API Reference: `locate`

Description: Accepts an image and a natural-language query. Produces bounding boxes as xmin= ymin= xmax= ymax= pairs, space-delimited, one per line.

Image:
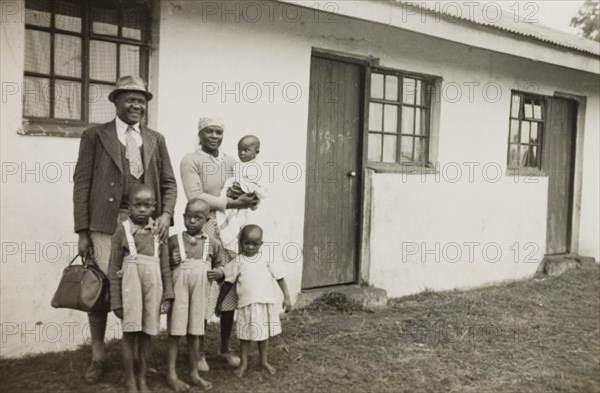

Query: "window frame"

xmin=366 ymin=66 xmax=438 ymax=169
xmin=506 ymin=90 xmax=546 ymax=171
xmin=22 ymin=0 xmax=151 ymax=128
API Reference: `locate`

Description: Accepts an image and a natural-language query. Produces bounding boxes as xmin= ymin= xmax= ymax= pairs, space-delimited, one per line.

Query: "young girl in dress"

xmin=215 ymin=224 xmax=291 ymax=377
xmin=108 ymin=184 xmax=174 ymax=393
xmin=166 ymin=199 xmax=224 ymax=391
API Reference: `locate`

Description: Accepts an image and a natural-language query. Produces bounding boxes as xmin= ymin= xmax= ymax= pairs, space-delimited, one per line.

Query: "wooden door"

xmin=302 ymin=55 xmax=363 ymax=289
xmin=542 ymin=97 xmax=577 ymax=255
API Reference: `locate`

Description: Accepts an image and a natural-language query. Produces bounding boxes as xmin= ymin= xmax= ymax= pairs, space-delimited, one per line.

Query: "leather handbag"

xmin=51 ymin=255 xmax=110 ymax=313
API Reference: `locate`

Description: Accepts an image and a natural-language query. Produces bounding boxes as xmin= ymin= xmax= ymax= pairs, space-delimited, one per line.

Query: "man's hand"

xmin=77 ymin=231 xmax=93 ymax=259
xmin=214 ymin=303 xmax=222 ymax=317
xmin=160 ymin=299 xmax=172 ymax=314
xmin=207 ymin=269 xmax=224 ymax=281
xmin=154 ymin=213 xmax=171 ymax=243
xmin=114 ymin=308 xmax=124 ymax=319
xmin=283 ymin=296 xmax=292 ymax=313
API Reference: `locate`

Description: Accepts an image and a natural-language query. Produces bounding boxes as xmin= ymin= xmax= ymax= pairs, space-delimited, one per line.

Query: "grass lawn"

xmin=2 ymin=264 xmax=599 ymax=393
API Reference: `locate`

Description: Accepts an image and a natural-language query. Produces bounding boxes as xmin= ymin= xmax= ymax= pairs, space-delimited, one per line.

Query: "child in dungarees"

xmin=216 ymin=225 xmax=291 ymax=377
xmin=166 ymin=199 xmax=224 ymax=392
xmin=108 ymin=184 xmax=174 ymax=393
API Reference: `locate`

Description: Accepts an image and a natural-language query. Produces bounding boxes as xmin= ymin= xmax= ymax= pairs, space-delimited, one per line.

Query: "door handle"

xmin=347 ymin=171 xmax=357 ymax=177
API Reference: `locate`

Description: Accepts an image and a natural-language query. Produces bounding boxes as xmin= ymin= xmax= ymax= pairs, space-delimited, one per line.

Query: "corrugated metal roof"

xmin=394 ymin=1 xmax=600 ymax=57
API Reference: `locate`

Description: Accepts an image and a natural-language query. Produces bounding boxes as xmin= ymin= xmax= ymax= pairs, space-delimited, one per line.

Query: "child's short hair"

xmin=128 ymin=184 xmax=155 ymax=201
xmin=238 ymin=135 xmax=260 ymax=150
xmin=186 ymin=198 xmax=210 ymax=214
xmin=239 ymin=224 xmax=263 ymax=240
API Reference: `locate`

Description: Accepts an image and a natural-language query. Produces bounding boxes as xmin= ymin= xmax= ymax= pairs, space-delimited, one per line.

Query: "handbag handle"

xmin=69 ymin=254 xmax=99 ymax=268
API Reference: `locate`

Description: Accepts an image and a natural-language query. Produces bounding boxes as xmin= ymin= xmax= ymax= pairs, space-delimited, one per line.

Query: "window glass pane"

xmin=508 ymin=144 xmax=519 ymax=167
xmin=23 ymin=76 xmax=50 ymax=117
xmin=401 ymin=106 xmax=414 ymax=134
xmin=385 ymin=75 xmax=398 ymax=101
xmin=25 ymin=30 xmax=50 ymax=74
xmin=510 ymin=120 xmax=520 ymax=143
xmin=530 ymin=122 xmax=538 ymax=143
xmin=524 ymin=100 xmax=533 ymax=118
xmin=120 ymin=45 xmax=140 ymax=78
xmin=511 ymin=94 xmax=520 ymax=118
xmin=520 ymin=146 xmax=537 ymax=167
xmin=25 ymin=0 xmax=51 ymax=27
xmin=368 ymin=133 xmax=382 ymax=162
xmin=122 ymin=5 xmax=146 ymax=40
xmin=415 ymin=109 xmax=427 ymax=135
xmin=371 ymin=73 xmax=384 ymax=99
xmin=382 ymin=135 xmax=397 ymax=163
xmin=383 ymin=104 xmax=397 ymax=133
xmin=54 ymin=80 xmax=81 ymax=119
xmin=55 ymin=0 xmax=82 ymax=32
xmin=414 ymin=137 xmax=427 ymax=162
xmin=400 ymin=136 xmax=413 ymax=161
xmin=92 ymin=1 xmax=118 ymax=36
xmin=403 ymin=78 xmax=415 ymax=105
xmin=54 ymin=34 xmax=81 ymax=77
xmin=89 ymin=84 xmax=115 ymax=123
xmin=415 ymin=80 xmax=422 ymax=105
xmin=90 ymin=40 xmax=117 ymax=81
xmin=418 ymin=80 xmax=430 ymax=106
xmin=533 ymin=102 xmax=542 ymax=119
xmin=369 ymin=103 xmax=383 ymax=131
xmin=520 ymin=121 xmax=530 ymax=144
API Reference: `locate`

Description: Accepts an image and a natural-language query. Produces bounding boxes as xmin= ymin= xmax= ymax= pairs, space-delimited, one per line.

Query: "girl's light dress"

xmin=225 ymin=252 xmax=286 ymax=342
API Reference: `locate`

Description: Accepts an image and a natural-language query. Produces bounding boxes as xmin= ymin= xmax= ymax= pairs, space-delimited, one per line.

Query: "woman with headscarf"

xmin=180 ymin=116 xmax=256 ymax=369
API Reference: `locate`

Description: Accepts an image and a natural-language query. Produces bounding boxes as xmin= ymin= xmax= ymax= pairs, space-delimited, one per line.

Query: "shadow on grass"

xmin=2 ymin=265 xmax=599 ymax=393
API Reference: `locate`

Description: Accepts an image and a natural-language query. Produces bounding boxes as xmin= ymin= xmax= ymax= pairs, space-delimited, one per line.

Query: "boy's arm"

xmin=159 ymin=242 xmax=175 ymax=303
xmin=108 ymin=226 xmax=125 ymax=311
xmin=215 ymin=282 xmax=233 ymax=316
xmin=167 ymin=235 xmax=181 ymax=268
xmin=276 ymin=278 xmax=292 ymax=312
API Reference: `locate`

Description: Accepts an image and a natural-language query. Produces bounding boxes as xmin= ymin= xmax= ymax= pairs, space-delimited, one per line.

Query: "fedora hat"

xmin=108 ymin=75 xmax=153 ymax=103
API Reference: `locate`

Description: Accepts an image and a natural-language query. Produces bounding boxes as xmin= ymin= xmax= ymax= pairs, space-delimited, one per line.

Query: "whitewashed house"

xmin=1 ymin=0 xmax=598 ymax=357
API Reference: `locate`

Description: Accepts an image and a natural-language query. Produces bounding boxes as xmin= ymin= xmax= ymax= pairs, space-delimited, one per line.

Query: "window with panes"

xmin=368 ymin=70 xmax=433 ymax=164
xmin=23 ymin=0 xmax=150 ymax=125
xmin=507 ymin=92 xmax=544 ymax=169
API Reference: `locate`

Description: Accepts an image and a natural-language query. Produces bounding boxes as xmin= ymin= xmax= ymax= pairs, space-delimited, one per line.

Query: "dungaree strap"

xmin=178 ymin=233 xmax=210 ymax=263
xmin=122 ymin=219 xmax=159 ymax=259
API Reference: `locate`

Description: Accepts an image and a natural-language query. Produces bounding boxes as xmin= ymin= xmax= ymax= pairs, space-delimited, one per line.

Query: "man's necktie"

xmin=125 ymin=126 xmax=144 ymax=179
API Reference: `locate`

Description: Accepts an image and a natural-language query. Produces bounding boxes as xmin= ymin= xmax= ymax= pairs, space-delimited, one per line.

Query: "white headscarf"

xmin=198 ymin=116 xmax=225 ymax=132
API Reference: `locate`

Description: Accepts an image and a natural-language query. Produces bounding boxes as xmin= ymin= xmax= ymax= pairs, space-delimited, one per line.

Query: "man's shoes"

xmin=218 ymin=351 xmax=240 ymax=368
xmin=84 ymin=360 xmax=105 ymax=384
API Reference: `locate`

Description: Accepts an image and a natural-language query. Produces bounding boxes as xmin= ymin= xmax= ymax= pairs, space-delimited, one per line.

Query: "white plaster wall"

xmin=0 ymin=2 xmax=122 ymax=357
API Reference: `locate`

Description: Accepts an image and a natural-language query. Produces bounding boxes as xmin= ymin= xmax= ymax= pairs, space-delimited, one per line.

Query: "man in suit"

xmin=73 ymin=75 xmax=177 ymax=384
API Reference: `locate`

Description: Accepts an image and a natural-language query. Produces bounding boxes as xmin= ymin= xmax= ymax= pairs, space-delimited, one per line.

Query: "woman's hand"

xmin=226 ymin=193 xmax=255 ymax=209
xmin=77 ymin=230 xmax=93 ymax=259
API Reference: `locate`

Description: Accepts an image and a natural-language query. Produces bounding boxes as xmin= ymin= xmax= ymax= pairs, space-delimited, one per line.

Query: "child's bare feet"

xmin=190 ymin=371 xmax=212 ymax=390
xmin=167 ymin=376 xmax=190 ymax=392
xmin=234 ymin=363 xmax=248 ymax=378
xmin=126 ymin=380 xmax=139 ymax=393
xmin=138 ymin=379 xmax=152 ymax=393
xmin=261 ymin=362 xmax=276 ymax=375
